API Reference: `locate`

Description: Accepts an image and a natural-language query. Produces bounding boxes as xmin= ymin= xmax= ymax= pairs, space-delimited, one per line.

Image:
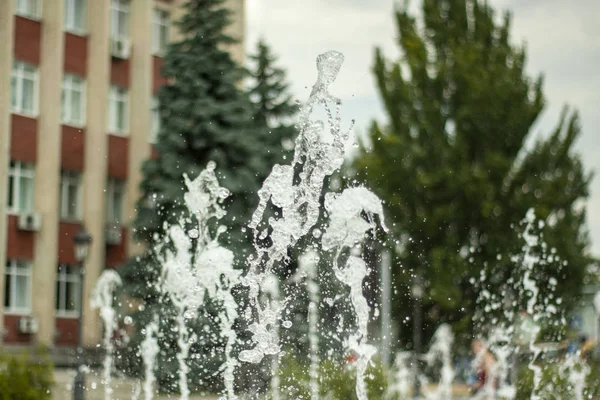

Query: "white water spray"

xmin=159 ymin=162 xmax=239 ymax=399
xmin=262 ymin=273 xmax=281 ymax=400
xmin=91 ymin=269 xmax=123 ymax=400
xmin=140 ymin=317 xmax=159 ymax=400
xmin=238 ymin=51 xmax=385 ymax=400
xmin=298 ymin=251 xmax=321 ymax=400
xmin=422 ymin=324 xmax=454 ymax=400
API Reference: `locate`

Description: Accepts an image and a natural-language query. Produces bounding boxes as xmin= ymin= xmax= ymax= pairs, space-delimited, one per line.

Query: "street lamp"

xmin=412 ymin=272 xmax=423 ymax=398
xmin=73 ymin=226 xmax=92 ymax=400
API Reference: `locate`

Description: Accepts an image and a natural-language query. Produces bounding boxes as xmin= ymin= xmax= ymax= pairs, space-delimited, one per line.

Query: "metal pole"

xmin=412 ymin=271 xmax=422 ymax=398
xmin=73 ymin=263 xmax=85 ymax=400
xmin=381 ymin=250 xmax=392 ymax=368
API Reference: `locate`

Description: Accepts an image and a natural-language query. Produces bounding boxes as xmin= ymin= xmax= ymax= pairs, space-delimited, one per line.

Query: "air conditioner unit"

xmin=105 ymin=225 xmax=122 ymax=246
xmin=18 ymin=317 xmax=39 ymax=334
xmin=110 ymin=37 xmax=130 ymax=59
xmin=17 ymin=213 xmax=42 ymax=232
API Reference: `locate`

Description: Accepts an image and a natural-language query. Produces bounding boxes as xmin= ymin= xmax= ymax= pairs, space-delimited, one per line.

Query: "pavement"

xmin=52 ymin=369 xmax=472 ymax=399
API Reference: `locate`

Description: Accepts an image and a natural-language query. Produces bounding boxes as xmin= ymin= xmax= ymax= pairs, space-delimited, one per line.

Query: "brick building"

xmin=0 ymin=0 xmax=245 ymax=351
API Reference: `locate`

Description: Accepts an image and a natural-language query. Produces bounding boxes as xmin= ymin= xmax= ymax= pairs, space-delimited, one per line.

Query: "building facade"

xmin=0 ymin=0 xmax=245 ymax=350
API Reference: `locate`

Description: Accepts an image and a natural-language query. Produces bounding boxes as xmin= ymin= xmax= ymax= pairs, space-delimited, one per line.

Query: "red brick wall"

xmin=107 ymin=135 xmax=129 ymax=179
xmin=110 ymin=58 xmax=130 ymax=88
xmin=3 ymin=315 xmax=33 ymax=344
xmin=55 ymin=317 xmax=78 ymax=346
xmin=106 ymin=227 xmax=128 ymax=269
xmin=64 ymin=33 xmax=88 ymax=76
xmin=6 ymin=215 xmax=35 ymax=260
xmin=10 ymin=115 xmax=37 ymax=163
xmin=57 ymin=222 xmax=81 ymax=264
xmin=61 ymin=126 xmax=85 ymax=171
xmin=152 ymin=56 xmax=168 ymax=94
xmin=14 ymin=17 xmax=41 ymax=65
xmin=150 ymin=145 xmax=159 ymax=160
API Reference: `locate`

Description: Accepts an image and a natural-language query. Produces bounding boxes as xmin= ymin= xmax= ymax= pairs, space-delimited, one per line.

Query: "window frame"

xmin=59 ymin=171 xmax=83 ymax=221
xmin=4 ymin=260 xmax=32 ymax=315
xmin=64 ymin=0 xmax=87 ymax=35
xmin=15 ymin=0 xmax=42 ymax=20
xmin=7 ymin=161 xmax=35 ymax=215
xmin=108 ymin=85 xmax=129 ymax=135
xmin=152 ymin=8 xmax=169 ymax=55
xmin=61 ymin=73 xmax=87 ymax=127
xmin=11 ymin=61 xmax=39 ymax=117
xmin=55 ymin=264 xmax=81 ymax=318
xmin=110 ymin=0 xmax=130 ymax=41
xmin=106 ymin=178 xmax=125 ymax=224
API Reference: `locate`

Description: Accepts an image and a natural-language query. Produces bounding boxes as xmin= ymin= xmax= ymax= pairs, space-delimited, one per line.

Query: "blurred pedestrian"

xmin=469 ymin=339 xmax=497 ymax=399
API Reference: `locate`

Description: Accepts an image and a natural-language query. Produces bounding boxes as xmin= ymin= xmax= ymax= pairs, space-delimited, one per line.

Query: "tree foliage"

xmin=352 ymin=0 xmax=593 ymax=346
xmin=247 ymin=38 xmax=298 ymax=165
xmin=118 ymin=0 xmax=290 ymax=393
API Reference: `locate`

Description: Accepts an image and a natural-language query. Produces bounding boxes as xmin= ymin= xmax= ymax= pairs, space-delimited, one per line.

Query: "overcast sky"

xmin=245 ymin=0 xmax=600 ymax=257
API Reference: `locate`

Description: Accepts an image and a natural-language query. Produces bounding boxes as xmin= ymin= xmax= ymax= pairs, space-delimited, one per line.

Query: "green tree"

xmin=352 ymin=0 xmax=593 ymax=347
xmin=118 ymin=0 xmax=281 ymax=393
xmin=247 ymin=39 xmax=298 ymax=165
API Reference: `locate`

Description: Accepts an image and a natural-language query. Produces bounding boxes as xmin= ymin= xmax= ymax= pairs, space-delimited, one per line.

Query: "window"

xmin=152 ymin=8 xmax=169 ymax=55
xmin=106 ymin=179 xmax=125 ymax=224
xmin=108 ymin=86 xmax=128 ymax=134
xmin=4 ymin=260 xmax=32 ymax=314
xmin=15 ymin=0 xmax=41 ymax=20
xmin=56 ymin=264 xmax=81 ymax=317
xmin=7 ymin=161 xmax=35 ymax=214
xmin=11 ymin=61 xmax=38 ymax=116
xmin=150 ymin=96 xmax=160 ymax=143
xmin=110 ymin=0 xmax=130 ymax=40
xmin=61 ymin=74 xmax=86 ymax=126
xmin=64 ymin=0 xmax=87 ymax=34
xmin=59 ymin=171 xmax=82 ymax=220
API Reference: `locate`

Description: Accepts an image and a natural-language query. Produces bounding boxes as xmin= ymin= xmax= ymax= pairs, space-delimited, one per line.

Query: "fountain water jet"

xmin=91 ymin=269 xmax=122 ymax=400
xmin=157 ymin=163 xmax=239 ymax=399
xmin=238 ymin=50 xmax=386 ymax=400
xmin=140 ymin=317 xmax=159 ymax=400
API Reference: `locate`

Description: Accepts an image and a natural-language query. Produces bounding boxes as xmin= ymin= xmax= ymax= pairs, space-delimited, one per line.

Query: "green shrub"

xmin=0 ymin=348 xmax=54 ymax=400
xmin=515 ymin=359 xmax=600 ymax=399
xmin=275 ymin=354 xmax=388 ymax=399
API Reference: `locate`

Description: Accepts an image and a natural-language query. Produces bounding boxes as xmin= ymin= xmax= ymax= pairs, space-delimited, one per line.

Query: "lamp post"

xmin=412 ymin=272 xmax=423 ymax=398
xmin=73 ymin=226 xmax=92 ymax=400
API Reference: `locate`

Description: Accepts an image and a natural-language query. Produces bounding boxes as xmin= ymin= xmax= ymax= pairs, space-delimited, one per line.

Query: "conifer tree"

xmin=247 ymin=39 xmax=298 ymax=165
xmin=352 ymin=0 xmax=594 ymax=346
xmin=118 ymin=0 xmax=279 ymax=392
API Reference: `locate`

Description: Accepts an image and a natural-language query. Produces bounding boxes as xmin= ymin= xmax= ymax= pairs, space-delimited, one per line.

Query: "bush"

xmin=0 ymin=348 xmax=54 ymax=400
xmin=275 ymin=353 xmax=388 ymax=399
xmin=515 ymin=359 xmax=600 ymax=399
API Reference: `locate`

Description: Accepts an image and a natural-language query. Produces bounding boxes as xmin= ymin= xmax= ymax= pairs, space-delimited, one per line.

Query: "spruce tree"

xmin=118 ymin=0 xmax=276 ymax=393
xmin=247 ymin=39 xmax=298 ymax=165
xmin=352 ymin=0 xmax=594 ymax=347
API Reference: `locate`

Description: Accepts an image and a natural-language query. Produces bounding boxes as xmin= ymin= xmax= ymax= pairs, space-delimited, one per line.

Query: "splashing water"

xmin=140 ymin=317 xmax=159 ymax=400
xmin=91 ymin=269 xmax=122 ymax=400
xmin=561 ymin=352 xmax=590 ymax=400
xmin=388 ymin=352 xmax=412 ymax=399
xmin=298 ymin=251 xmax=321 ymax=400
xmin=157 ymin=162 xmax=240 ymax=399
xmin=421 ymin=324 xmax=454 ymax=400
xmin=262 ymin=273 xmax=282 ymax=400
xmin=519 ymin=209 xmax=546 ymax=400
xmin=239 ymin=51 xmax=385 ymax=400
